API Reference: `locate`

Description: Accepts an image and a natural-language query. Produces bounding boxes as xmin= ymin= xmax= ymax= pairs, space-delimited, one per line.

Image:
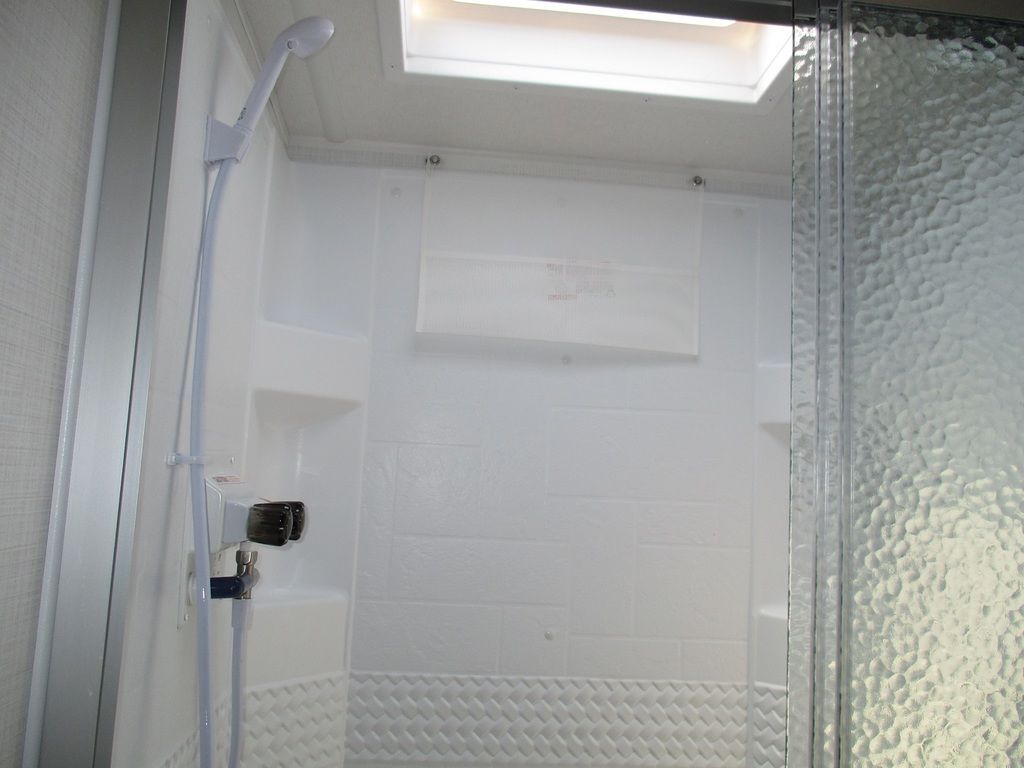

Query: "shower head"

xmin=276 ymin=16 xmax=335 ymax=59
xmin=234 ymin=16 xmax=335 ymax=135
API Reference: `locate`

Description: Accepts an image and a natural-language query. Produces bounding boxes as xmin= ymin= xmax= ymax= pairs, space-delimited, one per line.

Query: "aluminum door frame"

xmin=33 ymin=0 xmax=187 ymax=765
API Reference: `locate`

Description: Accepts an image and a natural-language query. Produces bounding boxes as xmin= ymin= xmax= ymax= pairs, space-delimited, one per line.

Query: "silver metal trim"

xmin=36 ymin=0 xmax=186 ymax=765
xmin=94 ymin=0 xmax=188 ymax=763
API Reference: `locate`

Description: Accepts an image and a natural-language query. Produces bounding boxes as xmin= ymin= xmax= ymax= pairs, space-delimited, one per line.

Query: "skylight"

xmin=377 ymin=0 xmax=792 ymax=106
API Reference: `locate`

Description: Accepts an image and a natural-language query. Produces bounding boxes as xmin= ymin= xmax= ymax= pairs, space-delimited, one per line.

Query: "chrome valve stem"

xmin=235 ymin=549 xmax=258 ymax=600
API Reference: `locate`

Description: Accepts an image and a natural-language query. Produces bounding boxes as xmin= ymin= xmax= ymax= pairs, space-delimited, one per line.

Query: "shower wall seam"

xmin=343 ymin=172 xmax=389 ymax=679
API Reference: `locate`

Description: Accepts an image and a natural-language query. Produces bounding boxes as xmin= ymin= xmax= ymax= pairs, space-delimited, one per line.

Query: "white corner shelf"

xmin=246 ymin=589 xmax=349 ymax=687
xmin=251 ymin=319 xmax=370 ymax=412
xmin=756 ymin=363 xmax=791 ymax=426
xmin=753 ymin=604 xmax=788 ymax=689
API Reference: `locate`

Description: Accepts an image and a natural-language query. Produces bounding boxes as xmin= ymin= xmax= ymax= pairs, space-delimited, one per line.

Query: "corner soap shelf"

xmin=250 ymin=319 xmax=369 ymax=414
xmin=242 ymin=318 xmax=369 ymax=607
xmin=756 ymin=363 xmax=791 ymax=427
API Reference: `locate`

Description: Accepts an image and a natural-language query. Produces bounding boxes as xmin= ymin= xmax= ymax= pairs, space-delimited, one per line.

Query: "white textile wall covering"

xmin=0 ymin=1 xmax=108 ymax=764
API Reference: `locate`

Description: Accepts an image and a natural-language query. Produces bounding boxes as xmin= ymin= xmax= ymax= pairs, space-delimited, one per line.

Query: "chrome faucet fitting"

xmin=235 ymin=549 xmax=258 ymax=600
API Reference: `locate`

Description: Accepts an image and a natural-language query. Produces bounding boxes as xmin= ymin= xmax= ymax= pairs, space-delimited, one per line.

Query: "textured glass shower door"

xmin=790 ymin=3 xmax=1024 ymax=766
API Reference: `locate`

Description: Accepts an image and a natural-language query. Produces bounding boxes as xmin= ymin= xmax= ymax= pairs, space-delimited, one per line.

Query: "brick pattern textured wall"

xmin=353 ymin=177 xmax=763 ymax=685
xmin=159 ymin=674 xmax=347 ymax=768
xmin=748 ymin=685 xmax=786 ymax=768
xmin=347 ymin=174 xmax=786 ymax=767
xmin=347 ymin=673 xmax=747 ymax=768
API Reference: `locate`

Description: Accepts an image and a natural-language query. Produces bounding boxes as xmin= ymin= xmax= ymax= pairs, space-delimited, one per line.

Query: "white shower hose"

xmin=228 ymin=598 xmax=252 ymax=768
xmin=182 ymin=18 xmax=333 ymax=767
xmin=187 ymin=157 xmax=241 ymax=768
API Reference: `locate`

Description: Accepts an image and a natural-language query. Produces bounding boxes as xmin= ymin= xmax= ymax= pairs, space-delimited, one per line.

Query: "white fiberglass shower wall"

xmin=111 ymin=1 xmax=366 ymax=764
xmin=108 ymin=2 xmax=791 ymax=766
xmin=344 ymin=168 xmax=790 ymax=768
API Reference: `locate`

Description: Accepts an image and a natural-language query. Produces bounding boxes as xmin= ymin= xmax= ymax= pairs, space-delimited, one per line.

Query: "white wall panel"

xmin=354 ymin=179 xmax=787 ymax=693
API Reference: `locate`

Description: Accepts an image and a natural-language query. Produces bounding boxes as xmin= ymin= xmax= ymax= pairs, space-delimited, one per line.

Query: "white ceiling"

xmin=228 ymin=0 xmax=792 ymax=176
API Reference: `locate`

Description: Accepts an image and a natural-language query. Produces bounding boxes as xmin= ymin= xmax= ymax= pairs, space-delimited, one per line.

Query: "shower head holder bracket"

xmin=204 ymin=116 xmax=251 ymax=164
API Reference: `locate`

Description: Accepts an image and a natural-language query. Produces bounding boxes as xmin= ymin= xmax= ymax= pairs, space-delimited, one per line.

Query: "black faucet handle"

xmin=282 ymin=501 xmax=305 ymax=541
xmin=247 ymin=502 xmax=293 ymax=547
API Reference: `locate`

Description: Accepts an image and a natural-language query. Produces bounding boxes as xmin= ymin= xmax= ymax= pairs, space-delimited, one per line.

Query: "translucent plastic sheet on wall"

xmin=416 ymin=172 xmax=702 ymax=355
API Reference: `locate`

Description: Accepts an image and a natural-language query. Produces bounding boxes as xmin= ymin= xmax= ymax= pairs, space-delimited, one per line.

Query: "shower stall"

xmin=10 ymin=1 xmax=1024 ymax=767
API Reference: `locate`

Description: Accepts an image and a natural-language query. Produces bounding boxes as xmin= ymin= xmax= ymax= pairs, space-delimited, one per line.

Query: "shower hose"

xmin=187 ymin=157 xmax=248 ymax=768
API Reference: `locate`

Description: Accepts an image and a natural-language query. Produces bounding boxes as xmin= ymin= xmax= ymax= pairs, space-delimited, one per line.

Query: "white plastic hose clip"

xmin=168 ymin=452 xmax=204 ymax=466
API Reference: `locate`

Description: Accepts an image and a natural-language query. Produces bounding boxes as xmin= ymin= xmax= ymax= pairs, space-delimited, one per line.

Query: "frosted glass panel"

xmin=417 ymin=172 xmax=701 ymax=354
xmin=843 ymin=7 xmax=1024 ymax=766
xmin=789 ymin=19 xmax=836 ymax=766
